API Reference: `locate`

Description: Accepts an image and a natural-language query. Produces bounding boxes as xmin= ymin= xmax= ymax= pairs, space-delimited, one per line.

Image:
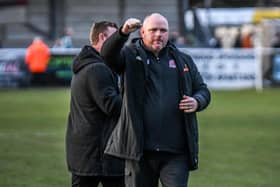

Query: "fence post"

xmin=254 ymin=47 xmax=263 ymax=92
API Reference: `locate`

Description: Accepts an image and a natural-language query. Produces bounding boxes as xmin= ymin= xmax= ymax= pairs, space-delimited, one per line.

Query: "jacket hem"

xmin=104 ymin=151 xmax=142 ymax=161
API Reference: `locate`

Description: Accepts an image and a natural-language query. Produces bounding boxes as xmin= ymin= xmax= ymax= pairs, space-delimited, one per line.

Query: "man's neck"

xmin=92 ymin=44 xmax=101 ymax=53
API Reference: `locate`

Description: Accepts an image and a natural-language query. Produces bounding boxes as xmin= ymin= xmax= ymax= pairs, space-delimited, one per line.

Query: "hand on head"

xmin=121 ymin=18 xmax=142 ymax=35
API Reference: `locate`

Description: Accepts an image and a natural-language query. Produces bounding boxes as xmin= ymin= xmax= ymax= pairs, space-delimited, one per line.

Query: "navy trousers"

xmin=125 ymin=151 xmax=189 ymax=187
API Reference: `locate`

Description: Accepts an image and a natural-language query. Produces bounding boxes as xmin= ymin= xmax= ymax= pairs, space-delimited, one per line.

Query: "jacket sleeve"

xmin=101 ymin=28 xmax=129 ymax=74
xmin=187 ymin=55 xmax=211 ymax=111
xmin=87 ymin=63 xmax=122 ymax=116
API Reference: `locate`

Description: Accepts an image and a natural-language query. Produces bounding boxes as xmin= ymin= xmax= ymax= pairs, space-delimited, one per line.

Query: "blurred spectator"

xmin=234 ymin=28 xmax=242 ymax=48
xmin=169 ymin=31 xmax=179 ymax=43
xmin=174 ymin=35 xmax=187 ymax=48
xmin=52 ymin=38 xmax=63 ymax=48
xmin=25 ymin=36 xmax=50 ymax=85
xmin=60 ymin=27 xmax=74 ymax=48
xmin=214 ymin=26 xmax=235 ymax=48
xmin=185 ymin=33 xmax=196 ymax=47
xmin=209 ymin=37 xmax=221 ymax=48
xmin=241 ymin=31 xmax=254 ymax=48
xmin=272 ymin=32 xmax=280 ymax=48
xmin=270 ymin=32 xmax=280 ymax=84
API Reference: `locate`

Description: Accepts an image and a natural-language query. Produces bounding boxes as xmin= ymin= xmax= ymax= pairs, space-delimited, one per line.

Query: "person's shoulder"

xmin=84 ymin=63 xmax=113 ymax=82
xmin=90 ymin=62 xmax=112 ymax=74
xmin=117 ymin=43 xmax=138 ymax=60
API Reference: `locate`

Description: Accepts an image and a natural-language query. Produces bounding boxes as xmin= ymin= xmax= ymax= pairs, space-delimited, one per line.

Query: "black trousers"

xmin=125 ymin=151 xmax=189 ymax=187
xmin=72 ymin=174 xmax=125 ymax=187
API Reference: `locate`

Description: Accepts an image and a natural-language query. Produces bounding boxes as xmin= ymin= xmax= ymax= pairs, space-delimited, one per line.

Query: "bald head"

xmin=142 ymin=13 xmax=169 ymax=29
xmin=141 ymin=13 xmax=169 ymax=56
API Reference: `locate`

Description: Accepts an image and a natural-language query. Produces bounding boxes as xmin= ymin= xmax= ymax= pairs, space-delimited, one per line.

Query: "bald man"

xmin=101 ymin=13 xmax=211 ymax=187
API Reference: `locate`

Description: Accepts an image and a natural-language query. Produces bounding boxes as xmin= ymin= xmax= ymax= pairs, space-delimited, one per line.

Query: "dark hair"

xmin=89 ymin=21 xmax=118 ymax=45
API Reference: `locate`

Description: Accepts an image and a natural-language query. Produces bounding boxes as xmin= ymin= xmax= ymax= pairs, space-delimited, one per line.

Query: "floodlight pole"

xmin=49 ymin=0 xmax=65 ymax=40
xmin=177 ymin=0 xmax=188 ymax=36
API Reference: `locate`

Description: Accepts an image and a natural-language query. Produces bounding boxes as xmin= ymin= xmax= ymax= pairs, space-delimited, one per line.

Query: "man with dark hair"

xmin=101 ymin=13 xmax=211 ymax=187
xmin=66 ymin=21 xmax=124 ymax=187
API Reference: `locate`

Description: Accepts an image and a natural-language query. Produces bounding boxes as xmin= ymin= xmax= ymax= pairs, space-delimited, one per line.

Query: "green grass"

xmin=191 ymin=89 xmax=280 ymax=187
xmin=0 ymin=88 xmax=279 ymax=187
xmin=0 ymin=88 xmax=71 ymax=187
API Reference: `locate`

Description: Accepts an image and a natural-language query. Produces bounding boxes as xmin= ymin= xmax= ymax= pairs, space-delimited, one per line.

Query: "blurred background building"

xmin=0 ymin=0 xmax=280 ymax=48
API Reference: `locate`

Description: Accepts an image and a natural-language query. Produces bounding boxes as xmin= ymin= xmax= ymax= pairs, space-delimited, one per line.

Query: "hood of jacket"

xmin=72 ymin=45 xmax=103 ymax=74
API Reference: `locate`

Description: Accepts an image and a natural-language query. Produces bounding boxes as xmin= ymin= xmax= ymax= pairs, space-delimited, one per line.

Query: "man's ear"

xmin=140 ymin=27 xmax=144 ymax=37
xmin=98 ymin=33 xmax=105 ymax=42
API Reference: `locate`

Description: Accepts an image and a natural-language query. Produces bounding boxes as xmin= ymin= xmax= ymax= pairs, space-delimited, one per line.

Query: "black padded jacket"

xmin=66 ymin=45 xmax=124 ymax=176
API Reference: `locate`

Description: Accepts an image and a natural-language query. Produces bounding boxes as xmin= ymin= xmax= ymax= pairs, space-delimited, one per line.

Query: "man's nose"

xmin=154 ymin=30 xmax=162 ymax=36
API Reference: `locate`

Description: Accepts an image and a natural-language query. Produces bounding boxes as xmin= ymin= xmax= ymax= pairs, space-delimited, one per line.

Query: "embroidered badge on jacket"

xmin=168 ymin=59 xmax=176 ymax=68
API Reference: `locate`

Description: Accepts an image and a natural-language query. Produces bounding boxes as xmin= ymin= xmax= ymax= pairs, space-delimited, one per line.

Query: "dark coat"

xmin=66 ymin=45 xmax=124 ymax=176
xmin=101 ymin=30 xmax=211 ymax=171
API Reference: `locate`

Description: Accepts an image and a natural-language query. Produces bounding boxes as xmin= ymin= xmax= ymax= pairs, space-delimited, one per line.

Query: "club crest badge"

xmin=169 ymin=59 xmax=176 ymax=68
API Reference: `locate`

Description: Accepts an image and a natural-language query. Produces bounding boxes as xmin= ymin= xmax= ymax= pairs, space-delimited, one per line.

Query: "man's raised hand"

xmin=121 ymin=18 xmax=142 ymax=35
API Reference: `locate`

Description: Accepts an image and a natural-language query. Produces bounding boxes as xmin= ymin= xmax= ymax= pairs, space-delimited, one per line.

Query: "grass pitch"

xmin=0 ymin=88 xmax=279 ymax=187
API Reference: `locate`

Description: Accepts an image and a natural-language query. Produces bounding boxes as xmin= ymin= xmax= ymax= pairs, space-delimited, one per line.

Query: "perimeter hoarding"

xmin=0 ymin=48 xmax=80 ymax=87
xmin=0 ymin=48 xmax=264 ymax=90
xmin=180 ymin=48 xmax=257 ymax=90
